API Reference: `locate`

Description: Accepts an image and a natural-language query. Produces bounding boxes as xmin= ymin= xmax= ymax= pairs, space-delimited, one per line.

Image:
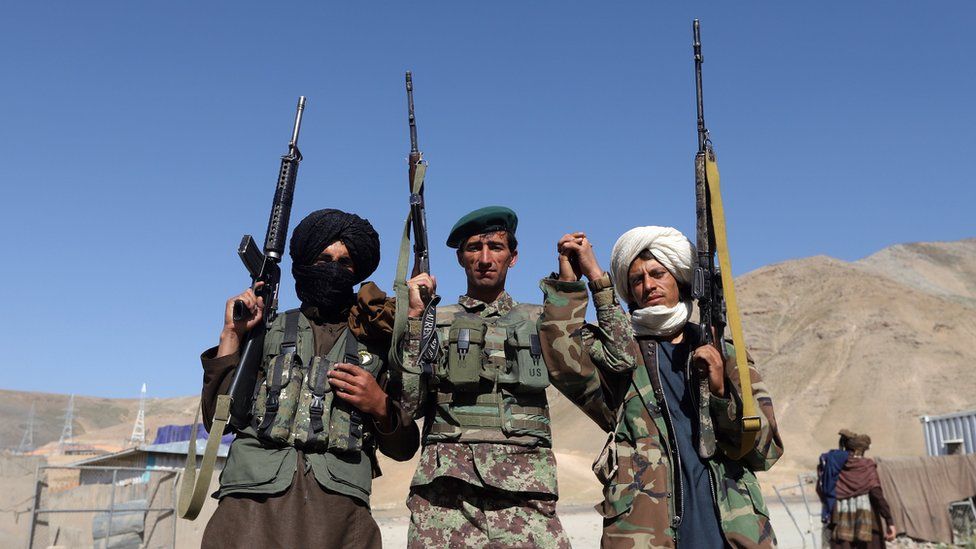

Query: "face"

xmin=313 ymin=240 xmax=355 ymax=275
xmin=627 ymin=256 xmax=680 ymax=309
xmin=457 ymin=231 xmax=517 ymax=293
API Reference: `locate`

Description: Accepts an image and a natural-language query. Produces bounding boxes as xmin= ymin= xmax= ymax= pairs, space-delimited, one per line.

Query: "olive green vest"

xmin=425 ymin=304 xmax=553 ymax=447
xmin=219 ymin=310 xmax=382 ymax=501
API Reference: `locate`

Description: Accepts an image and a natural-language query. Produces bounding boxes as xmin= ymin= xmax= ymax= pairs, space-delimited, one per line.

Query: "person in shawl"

xmin=817 ymin=430 xmax=856 ymax=523
xmin=829 ymin=434 xmax=896 ymax=548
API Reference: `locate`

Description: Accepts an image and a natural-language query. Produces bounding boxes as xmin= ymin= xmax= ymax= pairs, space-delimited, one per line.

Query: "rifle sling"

xmin=391 ymin=161 xmax=438 ymax=378
xmin=178 ymin=395 xmax=230 ymax=520
xmin=704 ymin=152 xmax=761 ymax=459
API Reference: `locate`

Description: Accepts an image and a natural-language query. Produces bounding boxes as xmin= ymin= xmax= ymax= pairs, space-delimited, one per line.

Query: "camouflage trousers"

xmin=601 ymin=489 xmax=676 ymax=549
xmin=602 ymin=490 xmax=777 ymax=549
xmin=407 ymin=477 xmax=571 ymax=549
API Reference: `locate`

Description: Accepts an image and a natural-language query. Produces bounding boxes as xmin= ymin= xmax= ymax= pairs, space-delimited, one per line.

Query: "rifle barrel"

xmin=406 ymin=72 xmax=419 ymax=154
xmin=290 ymin=96 xmax=307 ymax=149
xmin=693 ymin=20 xmax=706 ymax=152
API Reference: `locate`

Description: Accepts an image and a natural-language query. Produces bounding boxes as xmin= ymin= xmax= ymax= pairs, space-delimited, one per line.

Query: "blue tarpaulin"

xmin=152 ymin=424 xmax=234 ymax=445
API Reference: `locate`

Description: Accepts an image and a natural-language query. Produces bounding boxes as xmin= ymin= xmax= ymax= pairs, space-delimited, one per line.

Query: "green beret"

xmin=446 ymin=206 xmax=518 ymax=248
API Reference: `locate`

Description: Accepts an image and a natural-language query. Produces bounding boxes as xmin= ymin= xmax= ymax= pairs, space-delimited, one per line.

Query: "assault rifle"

xmin=179 ymin=97 xmax=306 ymax=520
xmin=227 ymin=96 xmax=307 ymax=429
xmin=405 ymin=71 xmax=441 ymax=377
xmin=691 ymin=20 xmax=760 ymax=460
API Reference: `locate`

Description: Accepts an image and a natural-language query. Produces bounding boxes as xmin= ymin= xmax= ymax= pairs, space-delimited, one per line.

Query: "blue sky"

xmin=2 ymin=2 xmax=973 ymax=398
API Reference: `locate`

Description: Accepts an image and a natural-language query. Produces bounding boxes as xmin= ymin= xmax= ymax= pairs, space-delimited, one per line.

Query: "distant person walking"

xmin=828 ymin=434 xmax=896 ymax=548
xmin=817 ymin=429 xmax=856 ymax=544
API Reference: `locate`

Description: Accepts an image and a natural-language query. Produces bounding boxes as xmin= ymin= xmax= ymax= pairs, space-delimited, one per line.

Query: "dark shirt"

xmin=658 ymin=341 xmax=726 ymax=548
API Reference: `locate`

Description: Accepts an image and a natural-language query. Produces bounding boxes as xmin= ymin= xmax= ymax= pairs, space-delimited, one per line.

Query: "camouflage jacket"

xmin=401 ymin=291 xmax=558 ymax=496
xmin=538 ymin=277 xmax=783 ymax=548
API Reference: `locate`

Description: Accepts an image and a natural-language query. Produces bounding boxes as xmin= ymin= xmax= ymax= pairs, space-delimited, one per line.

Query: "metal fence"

xmin=26 ymin=465 xmax=178 ymax=549
xmin=773 ymin=472 xmax=821 ymax=548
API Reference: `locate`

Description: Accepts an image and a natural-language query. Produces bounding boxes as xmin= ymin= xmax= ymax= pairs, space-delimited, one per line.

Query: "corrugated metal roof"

xmin=139 ymin=439 xmax=230 ymax=457
xmin=70 ymin=440 xmax=230 ymax=467
xmin=920 ymin=409 xmax=976 ymax=422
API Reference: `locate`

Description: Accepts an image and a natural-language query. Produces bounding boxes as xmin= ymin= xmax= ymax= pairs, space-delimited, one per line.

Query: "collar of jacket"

xmin=457 ymin=291 xmax=516 ymax=317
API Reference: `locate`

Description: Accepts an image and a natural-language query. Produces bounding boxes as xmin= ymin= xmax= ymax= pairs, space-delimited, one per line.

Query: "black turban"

xmin=289 ymin=209 xmax=380 ymax=311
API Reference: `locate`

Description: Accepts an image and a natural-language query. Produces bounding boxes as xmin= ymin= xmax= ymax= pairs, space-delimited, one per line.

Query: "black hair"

xmin=456 ymin=230 xmax=518 ymax=253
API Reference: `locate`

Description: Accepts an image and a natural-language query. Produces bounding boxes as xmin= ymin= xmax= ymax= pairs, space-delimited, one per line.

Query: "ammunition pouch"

xmin=504 ymin=321 xmax=549 ymax=392
xmin=428 ymin=305 xmax=552 ymax=446
xmin=447 ymin=316 xmax=486 ymax=391
xmin=252 ymin=310 xmax=381 ymax=453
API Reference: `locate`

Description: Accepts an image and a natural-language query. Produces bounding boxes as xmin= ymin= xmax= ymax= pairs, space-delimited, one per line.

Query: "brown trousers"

xmin=202 ymin=455 xmax=381 ymax=549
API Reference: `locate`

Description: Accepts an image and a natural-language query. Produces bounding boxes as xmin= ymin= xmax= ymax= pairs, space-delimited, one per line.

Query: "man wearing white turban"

xmin=537 ymin=228 xmax=783 ymax=548
xmin=610 ymin=226 xmax=697 ymax=338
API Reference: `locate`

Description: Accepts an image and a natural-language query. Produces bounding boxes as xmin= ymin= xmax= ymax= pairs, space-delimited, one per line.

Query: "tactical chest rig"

xmin=251 ymin=309 xmax=383 ymax=452
xmin=425 ymin=304 xmax=553 ymax=447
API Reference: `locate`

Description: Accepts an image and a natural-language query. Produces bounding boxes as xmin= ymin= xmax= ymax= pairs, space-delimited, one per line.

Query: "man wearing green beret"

xmin=396 ymin=206 xmax=570 ymax=548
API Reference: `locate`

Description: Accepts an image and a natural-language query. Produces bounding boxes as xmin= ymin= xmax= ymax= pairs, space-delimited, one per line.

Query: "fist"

xmin=693 ymin=343 xmax=726 ymax=398
xmin=406 ymin=273 xmax=437 ymax=318
xmin=557 ymin=232 xmax=605 ymax=282
xmin=223 ymin=282 xmax=265 ymax=339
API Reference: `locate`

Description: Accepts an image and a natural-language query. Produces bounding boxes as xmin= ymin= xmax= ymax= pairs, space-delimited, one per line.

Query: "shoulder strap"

xmin=344 ymin=328 xmax=360 ymax=365
xmin=280 ymin=309 xmax=301 ymax=355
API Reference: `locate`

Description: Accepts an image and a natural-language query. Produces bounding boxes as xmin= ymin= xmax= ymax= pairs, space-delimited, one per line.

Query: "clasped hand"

xmin=556 ymin=232 xmax=605 ymax=282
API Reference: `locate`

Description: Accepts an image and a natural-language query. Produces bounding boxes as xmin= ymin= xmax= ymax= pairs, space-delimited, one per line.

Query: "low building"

xmin=921 ymin=409 xmax=976 ymax=457
xmin=71 ymin=439 xmax=231 ymax=486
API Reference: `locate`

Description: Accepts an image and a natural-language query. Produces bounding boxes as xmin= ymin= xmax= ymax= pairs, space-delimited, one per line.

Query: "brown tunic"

xmin=202 ymin=452 xmax=383 ymax=549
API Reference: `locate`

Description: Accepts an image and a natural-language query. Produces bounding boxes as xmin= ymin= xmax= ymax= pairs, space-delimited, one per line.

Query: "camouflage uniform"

xmin=538 ymin=276 xmax=784 ymax=548
xmin=401 ymin=292 xmax=571 ymax=549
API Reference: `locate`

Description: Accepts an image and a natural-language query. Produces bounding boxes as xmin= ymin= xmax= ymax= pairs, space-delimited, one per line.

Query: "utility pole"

xmin=57 ymin=394 xmax=75 ymax=454
xmin=130 ymin=383 xmax=147 ymax=445
xmin=16 ymin=402 xmax=35 ymax=454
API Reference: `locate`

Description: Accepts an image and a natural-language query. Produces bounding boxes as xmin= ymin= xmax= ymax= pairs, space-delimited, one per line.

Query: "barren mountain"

xmin=4 ymin=238 xmax=974 ymax=504
xmin=738 ymin=238 xmax=976 ymax=484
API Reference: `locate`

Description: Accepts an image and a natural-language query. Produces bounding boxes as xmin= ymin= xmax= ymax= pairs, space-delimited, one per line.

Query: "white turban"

xmin=610 ymin=226 xmax=696 ymax=337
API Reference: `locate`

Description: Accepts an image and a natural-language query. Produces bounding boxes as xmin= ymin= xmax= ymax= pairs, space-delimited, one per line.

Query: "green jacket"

xmin=538 ymin=278 xmax=783 ymax=548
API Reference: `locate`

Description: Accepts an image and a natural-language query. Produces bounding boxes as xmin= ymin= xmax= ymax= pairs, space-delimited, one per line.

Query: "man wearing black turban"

xmin=289 ymin=208 xmax=381 ymax=313
xmin=198 ymin=209 xmax=418 ymax=549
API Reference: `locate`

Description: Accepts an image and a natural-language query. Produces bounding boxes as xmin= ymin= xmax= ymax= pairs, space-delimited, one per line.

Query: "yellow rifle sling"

xmin=704 ymin=152 xmax=761 ymax=460
xmin=177 ymin=394 xmax=231 ymax=520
